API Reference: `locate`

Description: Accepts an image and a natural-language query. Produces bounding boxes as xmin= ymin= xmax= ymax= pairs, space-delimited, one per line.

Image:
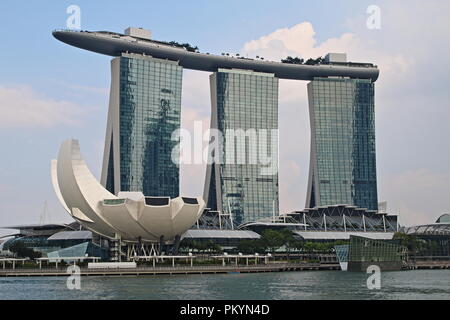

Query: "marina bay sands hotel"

xmin=53 ymin=27 xmax=380 ymax=226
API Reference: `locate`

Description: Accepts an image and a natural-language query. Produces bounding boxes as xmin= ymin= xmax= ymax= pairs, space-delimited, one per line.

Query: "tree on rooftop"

xmin=281 ymin=56 xmax=304 ymax=64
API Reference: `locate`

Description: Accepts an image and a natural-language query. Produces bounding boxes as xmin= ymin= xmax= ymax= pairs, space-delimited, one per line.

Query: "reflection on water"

xmin=0 ymin=270 xmax=449 ymax=300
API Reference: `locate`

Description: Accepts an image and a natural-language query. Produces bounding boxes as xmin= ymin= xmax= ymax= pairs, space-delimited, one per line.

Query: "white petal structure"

xmin=51 ymin=139 xmax=205 ymax=242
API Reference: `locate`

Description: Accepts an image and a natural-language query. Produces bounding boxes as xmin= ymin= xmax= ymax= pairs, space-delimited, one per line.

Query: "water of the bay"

xmin=0 ymin=269 xmax=448 ymax=300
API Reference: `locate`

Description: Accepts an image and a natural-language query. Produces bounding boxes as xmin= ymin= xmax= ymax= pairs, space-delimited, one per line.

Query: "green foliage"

xmin=281 ymin=56 xmax=304 ymax=64
xmin=205 ymin=240 xmax=221 ymax=253
xmin=237 ymin=239 xmax=266 ymax=254
xmin=299 ymin=240 xmax=345 ymax=253
xmin=393 ymin=232 xmax=424 ymax=253
xmin=393 ymin=232 xmax=445 ymax=256
xmin=180 ymin=229 xmax=356 ymax=256
xmin=260 ymin=229 xmax=285 ymax=252
xmin=236 ymin=229 xmax=297 ymax=254
xmin=179 ymin=239 xmax=221 ymax=253
xmin=291 ymin=240 xmax=304 ymax=251
xmin=305 ymin=57 xmax=324 ymax=65
xmin=282 ymin=56 xmax=323 ymax=65
xmin=334 ymin=240 xmax=348 ymax=246
xmin=303 ymin=242 xmax=315 ymax=252
xmin=8 ymin=241 xmax=42 ymax=259
xmin=168 ymin=41 xmax=199 ymax=52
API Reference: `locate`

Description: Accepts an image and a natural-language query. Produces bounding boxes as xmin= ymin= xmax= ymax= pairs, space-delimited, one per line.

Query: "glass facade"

xmin=348 ymin=236 xmax=405 ymax=263
xmin=105 ymin=54 xmax=182 ymax=198
xmin=205 ymin=69 xmax=279 ymax=226
xmin=47 ymin=242 xmax=109 ymax=260
xmin=306 ymin=77 xmax=378 ymax=211
xmin=2 ymin=236 xmax=60 ymax=255
xmin=334 ymin=236 xmax=406 ymax=271
xmin=2 ymin=236 xmax=108 ymax=259
xmin=335 ymin=244 xmax=350 ymax=263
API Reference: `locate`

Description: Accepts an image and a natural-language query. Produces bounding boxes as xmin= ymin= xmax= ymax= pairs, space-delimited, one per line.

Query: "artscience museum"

xmin=51 ymin=139 xmax=205 ymax=258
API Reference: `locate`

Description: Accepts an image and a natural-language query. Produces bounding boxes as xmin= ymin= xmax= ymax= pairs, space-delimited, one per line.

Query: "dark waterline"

xmin=0 ymin=270 xmax=449 ymax=300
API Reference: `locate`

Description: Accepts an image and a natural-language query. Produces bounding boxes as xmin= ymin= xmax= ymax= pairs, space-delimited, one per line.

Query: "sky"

xmin=0 ymin=0 xmax=449 ymax=236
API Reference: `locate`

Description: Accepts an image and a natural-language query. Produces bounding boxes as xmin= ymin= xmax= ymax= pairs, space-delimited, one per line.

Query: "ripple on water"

xmin=0 ymin=270 xmax=449 ymax=300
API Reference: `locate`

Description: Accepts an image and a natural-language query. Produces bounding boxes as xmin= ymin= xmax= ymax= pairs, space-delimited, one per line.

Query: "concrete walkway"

xmin=0 ymin=263 xmax=340 ymax=277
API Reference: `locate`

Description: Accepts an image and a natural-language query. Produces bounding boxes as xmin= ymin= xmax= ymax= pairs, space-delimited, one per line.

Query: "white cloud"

xmin=243 ymin=22 xmax=360 ymax=63
xmin=242 ymin=20 xmax=415 ymax=96
xmin=0 ymin=84 xmax=83 ymax=128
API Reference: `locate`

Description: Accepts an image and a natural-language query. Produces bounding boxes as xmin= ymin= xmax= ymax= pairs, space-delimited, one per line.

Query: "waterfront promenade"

xmin=0 ymin=262 xmax=340 ymax=277
xmin=1 ymin=260 xmax=449 ymax=277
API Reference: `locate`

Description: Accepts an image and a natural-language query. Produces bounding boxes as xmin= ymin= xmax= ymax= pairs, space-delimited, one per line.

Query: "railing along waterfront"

xmin=0 ymin=262 xmax=341 ymax=277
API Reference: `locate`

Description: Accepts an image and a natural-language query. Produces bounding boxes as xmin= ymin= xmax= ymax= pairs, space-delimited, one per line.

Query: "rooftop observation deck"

xmin=53 ymin=29 xmax=379 ymax=82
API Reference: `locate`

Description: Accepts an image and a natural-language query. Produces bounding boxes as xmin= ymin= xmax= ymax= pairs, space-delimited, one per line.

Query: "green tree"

xmin=292 ymin=240 xmax=304 ymax=251
xmin=281 ymin=56 xmax=304 ymax=64
xmin=393 ymin=232 xmax=424 ymax=255
xmin=260 ymin=230 xmax=285 ymax=253
xmin=237 ymin=240 xmax=256 ymax=254
xmin=279 ymin=229 xmax=296 ymax=258
xmin=8 ymin=241 xmax=42 ymax=259
xmin=205 ymin=240 xmax=221 ymax=253
xmin=303 ymin=242 xmax=315 ymax=253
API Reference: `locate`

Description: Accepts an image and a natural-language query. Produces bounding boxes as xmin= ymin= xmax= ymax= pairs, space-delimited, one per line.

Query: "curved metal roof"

xmin=436 ymin=214 xmax=450 ymax=223
xmin=403 ymin=223 xmax=450 ymax=236
xmin=182 ymin=229 xmax=261 ymax=239
xmin=52 ymin=139 xmax=205 ymax=242
xmin=294 ymin=231 xmax=395 ymax=240
xmin=52 ymin=30 xmax=379 ymax=82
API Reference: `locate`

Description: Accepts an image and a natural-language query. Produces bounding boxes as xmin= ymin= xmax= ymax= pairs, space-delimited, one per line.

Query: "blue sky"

xmin=0 ymin=0 xmax=373 ymax=87
xmin=0 ymin=0 xmax=449 ymax=234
